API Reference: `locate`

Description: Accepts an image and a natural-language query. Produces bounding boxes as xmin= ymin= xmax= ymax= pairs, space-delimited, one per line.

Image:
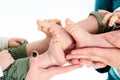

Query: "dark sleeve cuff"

xmin=96 ymin=65 xmax=111 ymax=73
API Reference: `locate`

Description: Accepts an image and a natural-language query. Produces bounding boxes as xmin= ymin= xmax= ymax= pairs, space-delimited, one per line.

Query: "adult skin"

xmin=66 ymin=33 xmax=120 ymax=69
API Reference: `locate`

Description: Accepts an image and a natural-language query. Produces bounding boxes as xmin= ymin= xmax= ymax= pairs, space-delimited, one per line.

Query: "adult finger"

xmin=67 ymin=48 xmax=120 ymax=68
xmin=29 ymin=51 xmax=39 ymax=68
xmin=66 ymin=48 xmax=103 ymax=61
xmin=80 ymin=59 xmax=107 ymax=69
xmin=66 ymin=48 xmax=115 ymax=65
xmin=51 ymin=64 xmax=80 ymax=75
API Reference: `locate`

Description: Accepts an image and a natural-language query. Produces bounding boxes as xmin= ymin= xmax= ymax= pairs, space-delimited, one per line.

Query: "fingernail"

xmin=32 ymin=52 xmax=37 ymax=57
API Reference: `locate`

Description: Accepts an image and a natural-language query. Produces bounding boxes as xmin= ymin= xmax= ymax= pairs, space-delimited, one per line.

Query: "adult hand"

xmin=98 ymin=9 xmax=120 ymax=26
xmin=66 ymin=33 xmax=120 ymax=69
xmin=26 ymin=51 xmax=80 ymax=80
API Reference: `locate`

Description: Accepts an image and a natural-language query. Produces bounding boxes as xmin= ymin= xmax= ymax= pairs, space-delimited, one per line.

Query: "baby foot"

xmin=37 ymin=20 xmax=74 ymax=65
xmin=37 ymin=19 xmax=61 ymax=39
xmin=65 ymin=19 xmax=92 ymax=48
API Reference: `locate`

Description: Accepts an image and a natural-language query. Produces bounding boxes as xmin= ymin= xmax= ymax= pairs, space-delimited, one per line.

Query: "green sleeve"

xmin=90 ymin=11 xmax=120 ymax=34
xmin=8 ymin=42 xmax=28 ymax=60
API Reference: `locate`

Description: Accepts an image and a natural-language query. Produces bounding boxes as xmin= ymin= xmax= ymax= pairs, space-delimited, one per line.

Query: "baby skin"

xmin=37 ymin=19 xmax=75 ymax=68
xmin=65 ymin=18 xmax=118 ymax=48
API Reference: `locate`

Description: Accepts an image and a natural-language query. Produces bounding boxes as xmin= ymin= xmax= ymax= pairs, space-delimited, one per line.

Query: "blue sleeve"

xmin=112 ymin=0 xmax=120 ymax=11
xmin=94 ymin=0 xmax=113 ymax=12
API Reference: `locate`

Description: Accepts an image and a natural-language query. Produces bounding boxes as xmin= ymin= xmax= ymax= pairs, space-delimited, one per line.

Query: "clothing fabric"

xmin=0 ymin=65 xmax=3 ymax=77
xmin=0 ymin=42 xmax=29 ymax=80
xmin=90 ymin=11 xmax=120 ymax=80
xmin=94 ymin=0 xmax=120 ymax=12
xmin=114 ymin=68 xmax=120 ymax=77
xmin=114 ymin=7 xmax=120 ymax=12
xmin=107 ymin=68 xmax=120 ymax=80
xmin=90 ymin=11 xmax=120 ymax=33
xmin=0 ymin=36 xmax=10 ymax=51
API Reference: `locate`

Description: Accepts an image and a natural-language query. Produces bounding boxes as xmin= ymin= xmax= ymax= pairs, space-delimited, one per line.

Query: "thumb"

xmin=29 ymin=51 xmax=39 ymax=67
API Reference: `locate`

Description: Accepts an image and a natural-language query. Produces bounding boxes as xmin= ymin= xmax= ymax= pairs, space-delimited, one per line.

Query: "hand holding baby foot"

xmin=26 ymin=51 xmax=80 ymax=80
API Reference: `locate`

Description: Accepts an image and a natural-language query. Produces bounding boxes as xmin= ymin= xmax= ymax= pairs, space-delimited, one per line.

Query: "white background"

xmin=0 ymin=0 xmax=107 ymax=80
